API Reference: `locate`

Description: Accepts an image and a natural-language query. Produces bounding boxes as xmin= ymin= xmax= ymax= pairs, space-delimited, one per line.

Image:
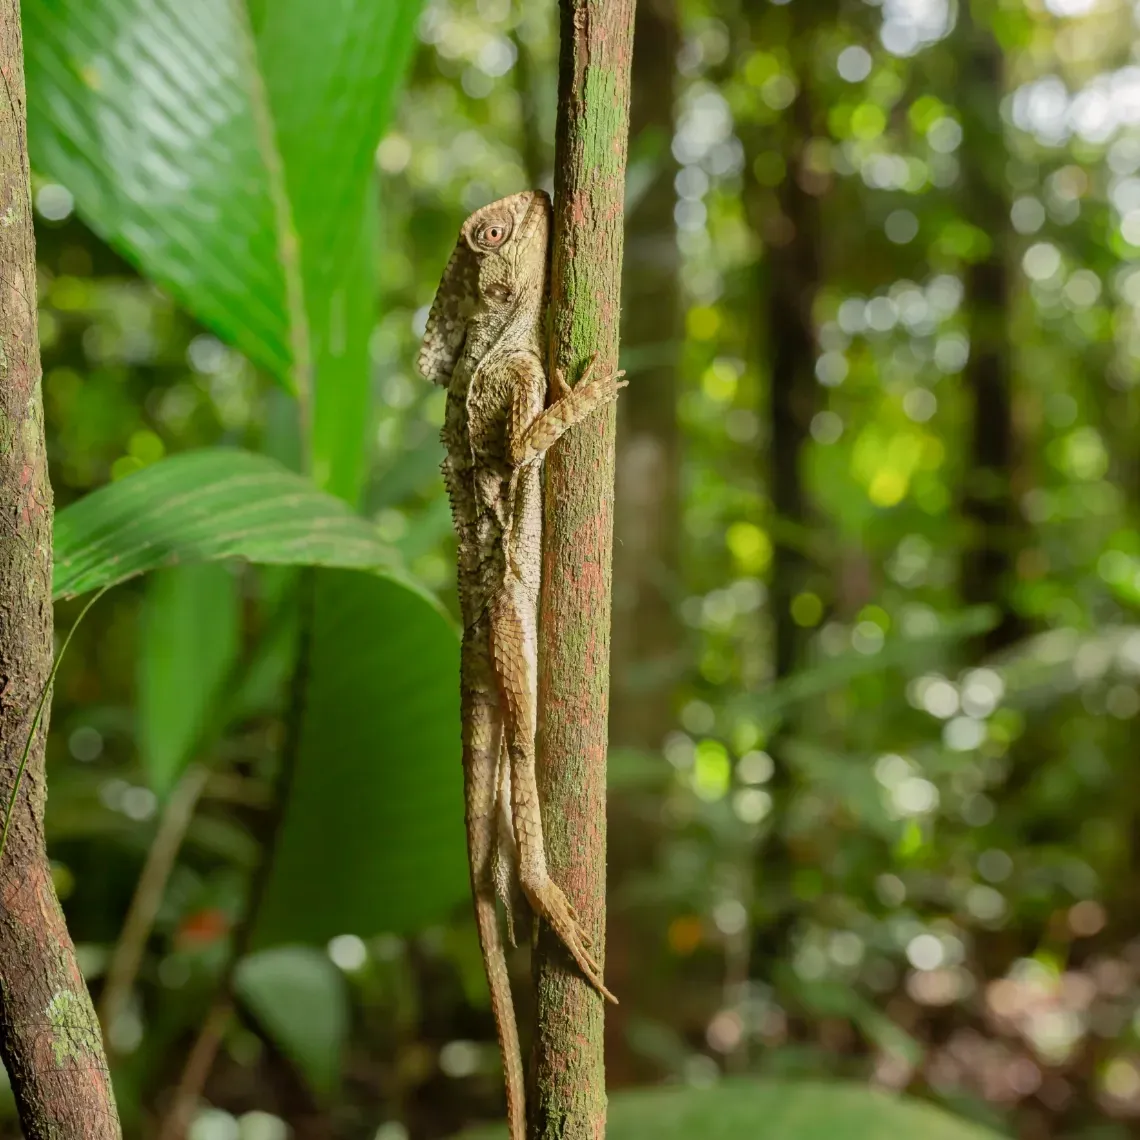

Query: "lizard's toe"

xmin=526 ymin=878 xmax=617 ymax=1004
xmin=551 ymin=366 xmax=572 ymax=401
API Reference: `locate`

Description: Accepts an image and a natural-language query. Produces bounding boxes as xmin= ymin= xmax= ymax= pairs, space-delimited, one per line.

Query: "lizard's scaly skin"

xmin=418 ymin=190 xmax=623 ymax=1138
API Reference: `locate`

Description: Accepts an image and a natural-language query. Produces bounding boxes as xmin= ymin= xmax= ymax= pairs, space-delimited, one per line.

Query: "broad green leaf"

xmin=253 ymin=568 xmax=467 ymax=947
xmin=252 ymin=0 xmax=418 ymax=313
xmin=457 ymin=1080 xmax=1006 ymax=1140
xmin=52 ymin=451 xmax=465 ymax=944
xmin=137 ymin=564 xmax=240 ymax=798
xmin=234 ymin=947 xmax=348 ymax=1099
xmin=51 ymin=449 xmax=421 ymax=600
xmin=253 ymin=0 xmax=420 ymax=501
xmin=23 ymin=0 xmax=293 ymax=378
xmin=308 ymin=191 xmax=377 ymax=503
xmin=24 ymin=0 xmax=421 ymax=419
xmin=222 ymin=578 xmax=301 ymax=725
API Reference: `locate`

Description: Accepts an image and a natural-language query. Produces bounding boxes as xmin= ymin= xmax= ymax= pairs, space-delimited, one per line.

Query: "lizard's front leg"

xmin=509 ymin=354 xmax=627 ymax=467
xmin=489 ymin=580 xmax=617 ymax=1004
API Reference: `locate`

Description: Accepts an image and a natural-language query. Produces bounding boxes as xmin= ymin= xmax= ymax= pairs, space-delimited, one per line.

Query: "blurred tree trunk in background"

xmin=611 ymin=0 xmax=682 ymax=755
xmin=607 ymin=0 xmax=682 ymax=1088
xmin=958 ymin=2 xmax=1026 ymax=654
xmin=741 ymin=0 xmax=831 ymax=964
xmin=511 ymin=9 xmax=549 ymax=189
xmin=0 ymin=3 xmax=120 ymax=1135
xmin=760 ymin=14 xmax=823 ymax=688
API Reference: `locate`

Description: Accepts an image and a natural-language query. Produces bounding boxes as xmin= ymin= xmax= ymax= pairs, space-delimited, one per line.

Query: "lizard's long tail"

xmin=474 ymin=891 xmax=525 ymax=1139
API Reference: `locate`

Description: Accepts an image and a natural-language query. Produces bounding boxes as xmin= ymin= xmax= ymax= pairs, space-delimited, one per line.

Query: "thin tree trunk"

xmin=100 ymin=764 xmax=210 ymax=1044
xmin=742 ymin=1 xmax=829 ymax=971
xmin=530 ymin=2 xmax=634 ymax=1137
xmin=958 ymin=1 xmax=1024 ymax=654
xmin=611 ymin=0 xmax=682 ymax=753
xmin=0 ymin=5 xmax=121 ymax=1135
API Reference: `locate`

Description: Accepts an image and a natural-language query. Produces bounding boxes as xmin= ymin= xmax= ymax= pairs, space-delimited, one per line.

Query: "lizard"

xmin=417 ymin=189 xmax=623 ymax=1138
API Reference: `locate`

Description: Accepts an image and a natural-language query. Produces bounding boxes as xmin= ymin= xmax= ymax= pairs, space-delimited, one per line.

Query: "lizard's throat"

xmin=472 ymin=300 xmax=544 ymax=354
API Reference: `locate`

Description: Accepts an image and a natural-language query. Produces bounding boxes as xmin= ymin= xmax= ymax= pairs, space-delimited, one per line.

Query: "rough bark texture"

xmin=611 ymin=0 xmax=681 ymax=753
xmin=0 ymin=5 xmax=121 ymax=1135
xmin=531 ymin=2 xmax=634 ymax=1137
xmin=958 ymin=1 xmax=1025 ymax=654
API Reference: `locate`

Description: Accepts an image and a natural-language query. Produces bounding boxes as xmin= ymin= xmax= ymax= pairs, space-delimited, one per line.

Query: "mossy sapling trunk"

xmin=531 ymin=1 xmax=634 ymax=1137
xmin=958 ymin=1 xmax=1026 ymax=654
xmin=0 ymin=3 xmax=120 ymax=1135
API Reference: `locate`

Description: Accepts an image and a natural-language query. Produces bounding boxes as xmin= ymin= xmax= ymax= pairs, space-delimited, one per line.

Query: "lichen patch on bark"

xmin=45 ymin=990 xmax=102 ymax=1068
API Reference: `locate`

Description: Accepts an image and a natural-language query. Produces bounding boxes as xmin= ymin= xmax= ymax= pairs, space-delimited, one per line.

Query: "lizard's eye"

xmin=477 ymin=221 xmax=509 ymax=247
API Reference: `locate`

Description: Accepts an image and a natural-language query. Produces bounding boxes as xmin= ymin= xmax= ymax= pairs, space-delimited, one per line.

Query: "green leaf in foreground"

xmin=253 ymin=568 xmax=467 ymax=947
xmin=253 ymin=0 xmax=421 ymax=502
xmin=52 ymin=449 xmax=417 ymax=601
xmin=24 ymin=0 xmax=422 ymax=390
xmin=235 ymin=946 xmax=348 ymax=1099
xmin=456 ymin=1080 xmax=1007 ymax=1140
xmin=136 ymin=564 xmax=241 ymax=798
xmin=53 ymin=452 xmax=468 ymax=946
xmin=23 ymin=0 xmax=292 ymax=378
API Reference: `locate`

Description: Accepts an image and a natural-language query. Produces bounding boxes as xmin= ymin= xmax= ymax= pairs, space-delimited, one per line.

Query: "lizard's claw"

xmin=526 ymin=877 xmax=618 ymax=1004
xmin=551 ymin=366 xmax=573 ymax=402
xmin=573 ymin=354 xmax=627 ymax=404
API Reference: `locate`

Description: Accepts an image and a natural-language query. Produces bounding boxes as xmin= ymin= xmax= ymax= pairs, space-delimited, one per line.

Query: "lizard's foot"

xmin=524 ymin=876 xmax=618 ymax=1003
xmin=572 ymin=353 xmax=627 ymax=404
xmin=551 ymin=354 xmax=627 ymax=407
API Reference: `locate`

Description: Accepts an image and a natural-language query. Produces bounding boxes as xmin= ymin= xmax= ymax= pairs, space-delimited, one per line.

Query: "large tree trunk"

xmin=530 ymin=1 xmax=635 ymax=1136
xmin=0 ymin=4 xmax=120 ymax=1135
xmin=958 ymin=1 xmax=1024 ymax=654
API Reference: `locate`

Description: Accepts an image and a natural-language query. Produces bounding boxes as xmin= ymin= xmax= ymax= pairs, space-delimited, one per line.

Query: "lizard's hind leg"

xmin=489 ymin=585 xmax=617 ymax=1003
xmin=462 ymin=631 xmax=527 ymax=1138
xmin=492 ymin=741 xmax=527 ymax=946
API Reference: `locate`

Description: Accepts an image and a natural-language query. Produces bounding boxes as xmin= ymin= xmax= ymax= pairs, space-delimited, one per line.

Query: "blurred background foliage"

xmin=10 ymin=0 xmax=1140 ymax=1136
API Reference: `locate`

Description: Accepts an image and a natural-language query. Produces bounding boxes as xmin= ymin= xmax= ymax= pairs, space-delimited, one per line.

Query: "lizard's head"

xmin=418 ymin=190 xmax=551 ymax=386
xmin=462 ymin=190 xmax=550 ymax=307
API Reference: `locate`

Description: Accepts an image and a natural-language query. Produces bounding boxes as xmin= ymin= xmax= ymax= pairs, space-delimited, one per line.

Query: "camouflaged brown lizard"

xmin=417 ymin=190 xmax=623 ymax=1138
